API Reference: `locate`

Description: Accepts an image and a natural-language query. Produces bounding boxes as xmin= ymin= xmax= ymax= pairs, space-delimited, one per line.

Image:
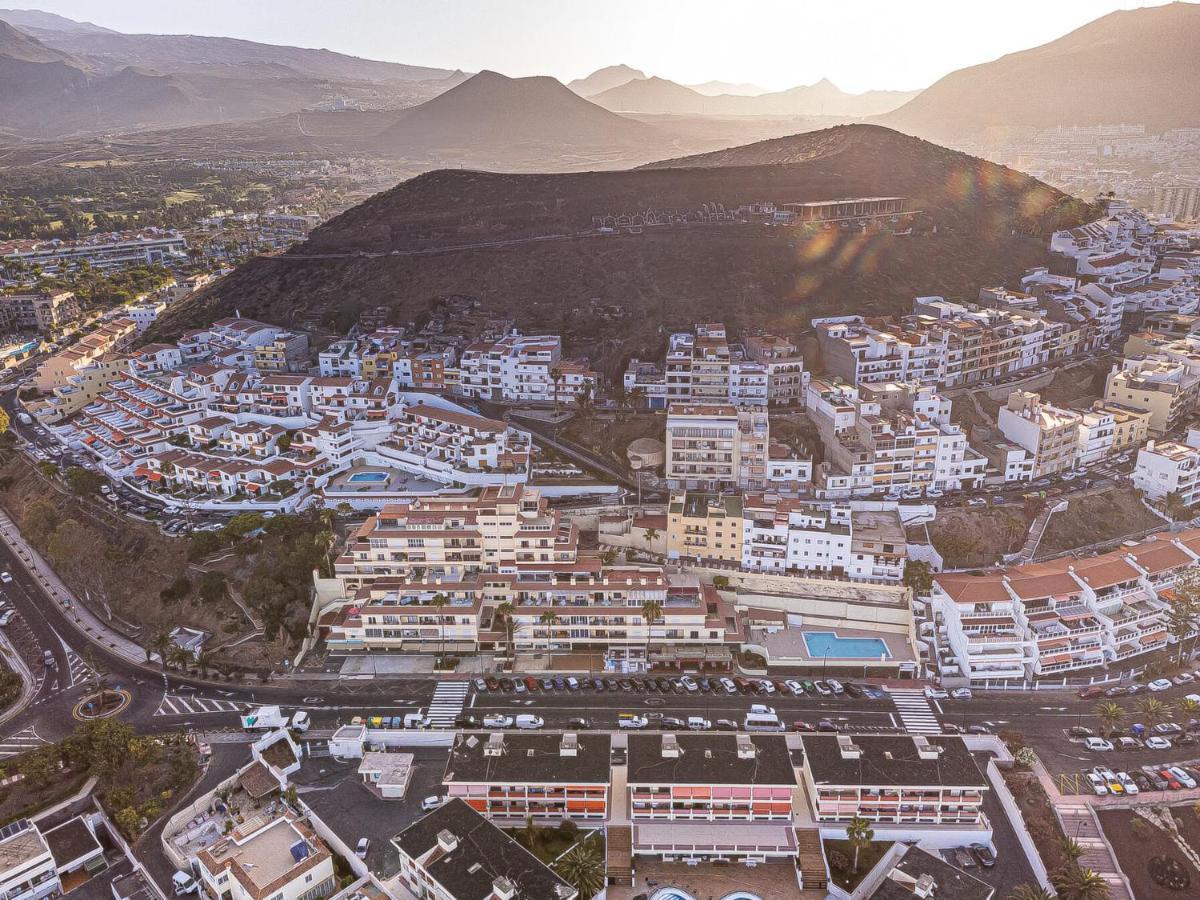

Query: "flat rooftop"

xmin=626 ymin=734 xmax=797 ymax=786
xmin=199 ymin=816 xmax=327 ymax=895
xmin=444 ymin=732 xmax=611 ymax=785
xmin=802 ymin=735 xmax=988 ymax=789
xmin=393 ymin=799 xmax=576 ymax=900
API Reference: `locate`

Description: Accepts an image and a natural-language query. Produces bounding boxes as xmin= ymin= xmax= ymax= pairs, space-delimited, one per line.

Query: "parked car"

xmin=660 ymin=717 xmax=686 ymax=730
xmin=1145 ymin=736 xmax=1173 ymax=750
xmin=720 ymin=677 xmax=737 ymax=693
xmin=1068 ymin=726 xmax=1095 ymax=738
xmin=971 ymin=844 xmax=996 ymax=867
xmin=420 ymin=795 xmax=443 ymax=811
xmin=924 ymin=687 xmax=950 ymax=699
xmin=483 ymin=714 xmax=513 ymax=728
xmin=1158 ymin=768 xmax=1183 ymax=790
xmin=1168 ymin=766 xmax=1197 ymax=788
xmin=714 ymin=719 xmax=739 ymax=731
xmin=679 ymin=676 xmax=699 ymax=692
xmin=687 ymin=717 xmax=712 ymax=731
xmin=813 ymin=681 xmax=833 ymax=696
xmin=1117 ymin=772 xmax=1139 ymax=795
xmin=1117 ymin=737 xmax=1143 ymax=751
xmin=950 ymin=688 xmax=973 ymax=700
xmin=785 ymin=680 xmax=805 ymax=696
xmin=1085 ymin=772 xmax=1109 ymax=795
xmin=618 ymin=714 xmax=648 ymax=729
xmin=0 ymin=610 xmax=13 ymax=627
xmin=472 ymin=678 xmax=487 ymax=692
xmin=1078 ymin=686 xmax=1105 ymax=699
xmin=567 ymin=717 xmax=590 ymax=730
xmin=1084 ymin=737 xmax=1114 ymax=752
xmin=817 ymin=719 xmax=839 ymax=732
xmin=826 ymin=679 xmax=845 ymax=695
xmin=792 ymin=720 xmax=816 ymax=732
xmin=1153 ymin=723 xmax=1182 ymax=735
xmin=1131 ymin=771 xmax=1153 ymax=791
xmin=953 ymin=848 xmax=977 ymax=869
xmin=514 ymin=715 xmax=544 ymax=729
xmin=1148 ymin=678 xmax=1174 ymax=692
xmin=355 ymin=838 xmax=370 ymax=859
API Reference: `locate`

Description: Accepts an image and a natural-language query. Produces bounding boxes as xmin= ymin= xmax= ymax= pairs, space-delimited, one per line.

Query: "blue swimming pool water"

xmin=803 ymin=631 xmax=891 ymax=659
xmin=347 ymin=471 xmax=389 ymax=483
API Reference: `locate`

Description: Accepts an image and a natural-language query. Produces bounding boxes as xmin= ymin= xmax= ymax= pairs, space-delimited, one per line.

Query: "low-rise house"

xmin=195 ymin=813 xmax=335 ymax=900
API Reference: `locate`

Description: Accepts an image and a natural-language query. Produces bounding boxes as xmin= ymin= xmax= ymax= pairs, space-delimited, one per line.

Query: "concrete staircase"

xmin=606 ymin=825 xmax=633 ymax=886
xmin=795 ymin=828 xmax=828 ymax=891
xmin=1018 ymin=498 xmax=1069 ymax=562
xmin=1056 ymin=802 xmax=1132 ymax=900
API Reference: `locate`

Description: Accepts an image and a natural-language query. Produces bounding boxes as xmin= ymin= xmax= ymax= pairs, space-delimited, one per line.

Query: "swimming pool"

xmin=347 ymin=471 xmax=389 ymax=484
xmin=803 ymin=631 xmax=891 ymax=659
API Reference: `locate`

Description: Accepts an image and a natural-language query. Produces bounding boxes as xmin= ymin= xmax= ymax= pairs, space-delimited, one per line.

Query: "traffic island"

xmin=73 ymin=688 xmax=131 ymax=720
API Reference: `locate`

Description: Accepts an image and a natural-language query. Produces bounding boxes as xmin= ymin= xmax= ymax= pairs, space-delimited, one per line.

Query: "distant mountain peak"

xmin=568 ymin=63 xmax=647 ymax=96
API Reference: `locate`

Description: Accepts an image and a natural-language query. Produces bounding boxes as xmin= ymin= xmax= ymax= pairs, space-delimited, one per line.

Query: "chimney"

xmin=437 ymin=829 xmax=458 ymax=853
xmin=913 ymin=736 xmax=942 ymax=760
xmin=736 ymin=734 xmax=756 ymax=759
xmin=914 ymin=873 xmax=937 ymax=898
xmin=837 ymin=735 xmax=862 ymax=760
xmin=559 ymin=733 xmax=578 ymax=757
xmin=492 ymin=876 xmax=517 ymax=900
xmin=484 ymin=733 xmax=505 ymax=757
xmin=661 ymin=734 xmax=680 ymax=759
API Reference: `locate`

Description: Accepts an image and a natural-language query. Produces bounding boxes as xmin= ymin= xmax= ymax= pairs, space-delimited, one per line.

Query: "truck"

xmin=239 ymin=706 xmax=309 ymax=732
xmin=17 ymin=413 xmax=31 ymax=425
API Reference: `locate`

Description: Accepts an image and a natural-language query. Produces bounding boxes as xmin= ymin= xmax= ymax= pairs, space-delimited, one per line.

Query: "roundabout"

xmin=73 ymin=688 xmax=132 ymax=720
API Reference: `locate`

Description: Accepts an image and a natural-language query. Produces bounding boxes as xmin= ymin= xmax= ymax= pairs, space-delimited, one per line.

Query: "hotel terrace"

xmin=318 ymin=485 xmax=741 ymax=662
xmin=927 ymin=528 xmax=1200 ymax=684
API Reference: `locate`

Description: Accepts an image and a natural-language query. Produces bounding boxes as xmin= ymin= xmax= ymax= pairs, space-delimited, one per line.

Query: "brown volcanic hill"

xmin=0 ymin=17 xmax=82 ymax=63
xmin=154 ymin=125 xmax=1095 ymax=375
xmin=373 ymin=70 xmax=655 ymax=154
xmin=568 ymin=64 xmax=646 ymax=96
xmin=878 ymin=2 xmax=1200 ymax=141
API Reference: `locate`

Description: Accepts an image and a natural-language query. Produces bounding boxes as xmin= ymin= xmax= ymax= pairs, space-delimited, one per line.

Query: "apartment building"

xmin=33 ymin=317 xmax=137 ymax=391
xmin=664 ymin=403 xmax=809 ymax=493
xmin=322 ymin=486 xmax=738 ymax=660
xmin=392 ymin=799 xmax=578 ymax=900
xmin=667 ymin=492 xmax=744 ymax=564
xmin=1090 ymin=401 xmax=1151 ymax=454
xmin=1133 ymin=438 xmax=1200 ymax=505
xmin=996 ymin=391 xmax=1081 ymax=477
xmin=443 ymin=731 xmax=611 ymax=820
xmin=624 ymin=324 xmax=806 ymax=409
xmin=253 ymin=331 xmax=311 ymax=373
xmin=800 ymin=735 xmax=989 ymax=828
xmin=808 ymin=379 xmax=985 ymax=496
xmin=849 ymin=510 xmax=909 ymax=583
xmin=196 ymin=813 xmax=334 ymax=900
xmin=0 ymin=290 xmax=81 ymax=334
xmin=626 ymin=733 xmax=796 ymax=823
xmin=927 ymin=530 xmax=1200 ymax=683
xmin=0 ymin=230 xmax=186 ymax=272
xmin=457 ymin=332 xmax=597 ymax=405
xmin=29 ymin=355 xmax=128 ymax=425
xmin=0 ymin=820 xmax=57 ymax=900
xmin=740 ymin=495 xmax=852 ymax=575
xmin=1105 ymin=349 xmax=1200 ymax=434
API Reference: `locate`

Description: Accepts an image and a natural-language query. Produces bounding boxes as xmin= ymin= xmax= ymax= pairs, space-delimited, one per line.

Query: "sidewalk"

xmin=0 ymin=508 xmax=149 ymax=668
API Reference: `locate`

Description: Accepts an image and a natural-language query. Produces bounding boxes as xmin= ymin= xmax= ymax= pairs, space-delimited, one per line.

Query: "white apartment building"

xmin=1132 ymin=436 xmax=1200 ymax=505
xmin=1077 ymin=407 xmax=1117 ymax=468
xmin=996 ymin=391 xmax=1081 ymax=477
xmin=740 ymin=495 xmax=852 ymax=574
xmin=664 ymin=403 xmax=810 ymax=493
xmin=625 ymin=324 xmax=806 ymax=409
xmin=457 ymin=332 xmax=597 ymax=405
xmin=0 ymin=820 xmax=57 ymax=900
xmin=196 ymin=813 xmax=335 ymax=900
xmin=926 ymin=529 xmax=1200 ymax=683
xmin=1106 ymin=339 xmax=1200 ymax=434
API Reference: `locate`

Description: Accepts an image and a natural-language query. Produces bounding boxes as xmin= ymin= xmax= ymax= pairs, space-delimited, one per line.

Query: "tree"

xmin=431 ymin=593 xmax=449 ymax=663
xmin=1162 ymin=490 xmax=1191 ymax=522
xmin=495 ymin=601 xmax=515 ymax=661
xmin=641 ymin=597 xmax=662 ymax=672
xmin=150 ymin=629 xmax=173 ymax=670
xmin=1138 ymin=697 xmax=1170 ymax=730
xmin=1053 ymin=867 xmax=1111 ymax=900
xmin=1093 ymin=701 xmax=1126 ymax=737
xmin=18 ymin=745 xmax=59 ymax=789
xmin=65 ymin=467 xmax=102 ymax=495
xmin=1170 ymin=568 xmax=1200 ymax=658
xmin=1059 ymin=837 xmax=1084 ymax=865
xmin=0 ymin=407 xmax=9 ymax=436
xmin=1006 ymin=886 xmax=1054 ymax=900
xmin=555 ymin=840 xmax=605 ymax=898
xmin=1166 ymin=585 xmax=1199 ymax=663
xmin=550 ymin=366 xmax=564 ymax=412
xmin=538 ymin=608 xmax=559 ymax=648
xmin=643 ymin=526 xmax=659 ymax=546
xmin=600 ymin=548 xmax=617 ymax=566
xmin=902 ymin=560 xmax=934 ymax=596
xmin=198 ymin=571 xmax=226 ymax=605
xmin=846 ymin=815 xmax=874 ymax=873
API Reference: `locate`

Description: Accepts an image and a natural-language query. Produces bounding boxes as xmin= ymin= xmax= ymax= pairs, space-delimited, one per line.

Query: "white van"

xmin=743 ymin=712 xmax=785 ymax=732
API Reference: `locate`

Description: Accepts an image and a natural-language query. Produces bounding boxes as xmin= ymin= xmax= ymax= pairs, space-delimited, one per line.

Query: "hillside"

xmin=371 ymin=70 xmax=661 ymax=166
xmin=567 ymin=64 xmax=646 ymax=96
xmin=592 ymin=76 xmax=920 ymax=118
xmin=153 ymin=125 xmax=1095 ymax=374
xmin=879 ymin=2 xmax=1200 ymax=140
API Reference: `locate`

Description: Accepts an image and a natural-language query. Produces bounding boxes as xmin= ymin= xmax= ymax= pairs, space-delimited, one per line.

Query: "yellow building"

xmin=666 ymin=492 xmax=744 ymax=564
xmin=1091 ymin=400 xmax=1151 ymax=453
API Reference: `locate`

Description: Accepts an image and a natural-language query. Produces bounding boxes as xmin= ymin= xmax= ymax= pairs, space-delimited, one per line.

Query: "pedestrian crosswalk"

xmin=889 ymin=687 xmax=943 ymax=734
xmin=64 ymin=648 xmax=95 ymax=689
xmin=426 ymin=681 xmax=469 ymax=726
xmin=155 ymin=692 xmax=246 ymax=717
xmin=0 ymin=726 xmax=46 ymax=760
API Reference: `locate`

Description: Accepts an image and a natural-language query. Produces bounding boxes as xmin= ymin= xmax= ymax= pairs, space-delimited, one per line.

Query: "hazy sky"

xmin=20 ymin=0 xmax=1176 ymax=92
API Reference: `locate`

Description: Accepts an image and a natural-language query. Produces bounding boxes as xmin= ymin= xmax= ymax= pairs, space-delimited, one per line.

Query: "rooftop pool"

xmin=803 ymin=630 xmax=891 ymax=660
xmin=347 ymin=471 xmax=389 ymax=484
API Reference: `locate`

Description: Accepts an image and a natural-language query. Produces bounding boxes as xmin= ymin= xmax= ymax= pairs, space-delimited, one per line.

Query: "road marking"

xmin=889 ymin=688 xmax=943 ymax=735
xmin=426 ymin=681 xmax=470 ymax=726
xmin=0 ymin=726 xmax=46 ymax=759
xmin=155 ymin=693 xmax=245 ymax=717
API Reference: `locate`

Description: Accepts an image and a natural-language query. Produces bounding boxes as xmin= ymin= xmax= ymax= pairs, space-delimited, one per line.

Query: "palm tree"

xmin=1006 ymin=885 xmax=1054 ymax=900
xmin=1059 ymin=837 xmax=1085 ymax=866
xmin=431 ymin=592 xmax=449 ymax=665
xmin=1053 ymin=866 xmax=1111 ymax=900
xmin=641 ymin=597 xmax=663 ymax=674
xmin=538 ymin=608 xmax=559 ymax=649
xmin=555 ymin=839 xmax=605 ymax=898
xmin=495 ymin=601 xmax=516 ymax=661
xmin=643 ymin=526 xmax=659 ymax=550
xmin=1179 ymin=697 xmax=1200 ymax=721
xmin=846 ymin=815 xmax=874 ymax=873
xmin=1163 ymin=490 xmax=1191 ymax=522
xmin=150 ymin=629 xmax=173 ymax=670
xmin=1138 ymin=696 xmax=1170 ymax=729
xmin=1093 ymin=701 xmax=1126 ymax=737
xmin=195 ymin=649 xmax=215 ymax=679
xmin=550 ymin=366 xmax=564 ymax=412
